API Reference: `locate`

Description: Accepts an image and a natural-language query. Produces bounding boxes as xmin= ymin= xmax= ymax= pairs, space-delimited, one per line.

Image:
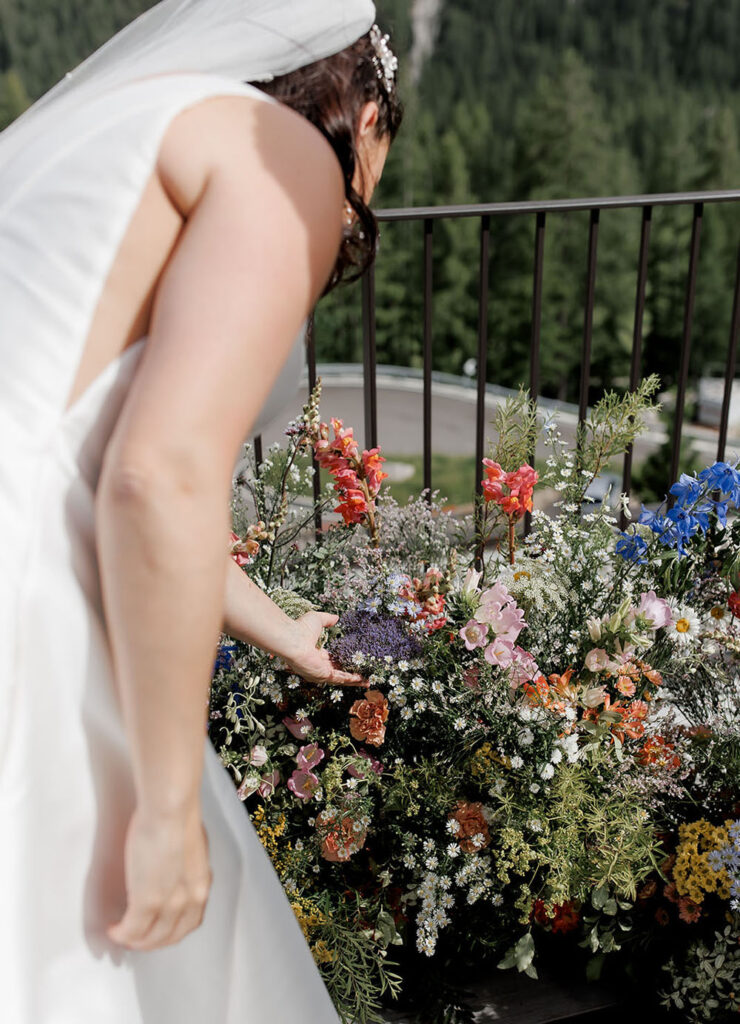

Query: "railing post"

xmin=578 ymin=208 xmax=600 ymax=429
xmin=717 ymin=240 xmax=740 ymax=464
xmin=620 ymin=205 xmax=652 ymax=529
xmin=525 ymin=211 xmax=546 ymax=537
xmin=474 ymin=215 xmax=491 ymax=555
xmin=668 ymin=202 xmax=703 ymax=505
xmin=423 ymin=219 xmax=434 ymax=504
xmin=361 ymin=264 xmax=378 ymax=452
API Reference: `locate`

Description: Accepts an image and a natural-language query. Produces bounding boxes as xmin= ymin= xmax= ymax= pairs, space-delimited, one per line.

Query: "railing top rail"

xmin=374 ymin=189 xmax=740 ymax=222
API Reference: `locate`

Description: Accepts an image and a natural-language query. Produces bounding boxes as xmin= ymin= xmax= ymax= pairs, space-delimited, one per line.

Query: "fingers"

xmin=107 ymin=903 xmax=158 ymax=949
xmin=122 ymin=893 xmax=187 ymax=951
xmin=108 ymin=876 xmax=212 ymax=951
xmin=330 ymin=669 xmax=370 ymax=687
xmin=164 ymin=900 xmax=208 ymax=948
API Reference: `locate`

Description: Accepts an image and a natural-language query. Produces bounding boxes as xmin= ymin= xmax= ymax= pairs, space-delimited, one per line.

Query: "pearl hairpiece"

xmin=369 ymin=23 xmax=398 ymax=94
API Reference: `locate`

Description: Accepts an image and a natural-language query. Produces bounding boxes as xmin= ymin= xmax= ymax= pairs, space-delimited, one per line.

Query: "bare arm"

xmin=222 ymin=553 xmax=367 ymax=686
xmin=97 ymin=95 xmax=344 ymax=949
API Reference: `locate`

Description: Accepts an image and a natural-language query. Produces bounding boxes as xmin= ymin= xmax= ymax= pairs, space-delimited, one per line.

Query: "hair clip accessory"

xmin=369 ymin=23 xmax=398 ymax=94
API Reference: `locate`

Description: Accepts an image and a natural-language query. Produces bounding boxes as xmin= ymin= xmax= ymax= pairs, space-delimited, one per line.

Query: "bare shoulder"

xmin=157 ymin=91 xmax=345 ymax=222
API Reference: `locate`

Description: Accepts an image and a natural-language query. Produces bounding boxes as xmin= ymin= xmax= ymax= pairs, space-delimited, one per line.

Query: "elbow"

xmin=95 ymin=449 xmax=225 ymax=514
xmin=96 ymin=461 xmax=160 ymax=508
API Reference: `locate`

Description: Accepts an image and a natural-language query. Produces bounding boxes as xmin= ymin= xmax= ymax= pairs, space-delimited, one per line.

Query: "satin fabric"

xmin=0 ymin=73 xmax=337 ymax=1023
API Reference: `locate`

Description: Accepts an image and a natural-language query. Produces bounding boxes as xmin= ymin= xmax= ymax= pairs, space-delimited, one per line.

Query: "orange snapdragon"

xmin=312 ymin=418 xmax=387 ymax=544
xmin=481 ymin=459 xmax=538 ymax=520
xmin=480 ymin=459 xmax=538 ymax=564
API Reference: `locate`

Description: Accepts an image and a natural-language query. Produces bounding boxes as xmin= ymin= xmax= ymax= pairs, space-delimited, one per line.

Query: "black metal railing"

xmin=257 ymin=190 xmax=740 ymax=537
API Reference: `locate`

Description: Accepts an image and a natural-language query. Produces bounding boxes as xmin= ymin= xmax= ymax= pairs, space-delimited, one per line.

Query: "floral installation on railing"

xmin=209 ymin=376 xmax=740 ymax=1024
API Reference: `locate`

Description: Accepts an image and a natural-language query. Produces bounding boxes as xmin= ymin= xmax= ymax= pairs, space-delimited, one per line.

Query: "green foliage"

xmin=544 ymin=757 xmax=664 ymax=901
xmin=314 ymin=892 xmax=404 ymax=1024
xmin=487 ymin=386 xmax=540 ymax=472
xmin=571 ymin=375 xmax=663 ymax=500
xmin=659 ymin=923 xmax=740 ymax=1023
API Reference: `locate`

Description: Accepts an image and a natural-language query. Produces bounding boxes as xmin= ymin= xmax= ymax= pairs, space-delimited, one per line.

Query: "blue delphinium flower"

xmin=618 ymin=459 xmax=740 ymax=563
xmin=213 ymin=642 xmax=238 ymax=674
xmin=615 ymin=531 xmax=649 ymax=564
xmin=698 ymin=460 xmax=740 ymax=501
xmin=669 ymin=472 xmax=704 ymax=506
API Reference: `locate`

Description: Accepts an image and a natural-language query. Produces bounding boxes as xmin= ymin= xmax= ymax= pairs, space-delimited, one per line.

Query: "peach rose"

xmin=349 ymin=689 xmax=389 ymax=747
xmin=448 ymin=799 xmax=491 ymax=853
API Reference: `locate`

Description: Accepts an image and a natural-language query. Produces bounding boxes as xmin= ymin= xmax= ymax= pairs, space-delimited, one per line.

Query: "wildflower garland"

xmin=210 ymin=378 xmax=740 ymax=1024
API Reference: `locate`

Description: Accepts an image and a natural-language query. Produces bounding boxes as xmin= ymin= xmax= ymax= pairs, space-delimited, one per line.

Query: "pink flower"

xmin=479 ymin=582 xmax=512 ymax=608
xmin=475 ymin=597 xmax=526 ymax=644
xmin=492 ymin=602 xmax=527 ymax=643
xmin=249 ymin=745 xmax=268 ymax=767
xmin=282 ymin=715 xmax=314 ymax=740
xmin=257 ymin=769 xmax=280 ymax=799
xmin=287 ymin=768 xmax=321 ymax=801
xmin=296 ymin=743 xmax=325 ymax=771
xmin=637 ymin=591 xmax=673 ymax=630
xmin=508 ymin=646 xmax=540 ymax=687
xmin=459 ymin=618 xmax=488 ymax=650
xmin=484 ymin=637 xmax=515 ymax=667
xmin=584 ymin=648 xmax=611 ymax=673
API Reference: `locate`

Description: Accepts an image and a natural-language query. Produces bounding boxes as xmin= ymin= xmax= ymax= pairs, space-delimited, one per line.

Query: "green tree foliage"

xmin=2 ymin=0 xmax=740 ymax=405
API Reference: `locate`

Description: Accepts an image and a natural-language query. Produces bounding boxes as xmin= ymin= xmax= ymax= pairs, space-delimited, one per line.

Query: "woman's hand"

xmin=107 ymin=802 xmax=213 ymax=951
xmin=282 ymin=611 xmax=368 ymax=688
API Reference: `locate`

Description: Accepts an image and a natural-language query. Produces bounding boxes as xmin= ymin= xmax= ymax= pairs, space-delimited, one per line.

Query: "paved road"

xmin=249 ymin=366 xmax=739 ymax=471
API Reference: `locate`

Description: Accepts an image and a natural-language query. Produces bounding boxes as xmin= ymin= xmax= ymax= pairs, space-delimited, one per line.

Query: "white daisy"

xmin=667 ymin=601 xmax=702 ymax=645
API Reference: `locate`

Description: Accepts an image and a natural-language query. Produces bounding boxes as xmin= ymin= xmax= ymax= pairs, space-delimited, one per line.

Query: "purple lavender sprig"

xmin=328 ymin=609 xmax=422 ymax=670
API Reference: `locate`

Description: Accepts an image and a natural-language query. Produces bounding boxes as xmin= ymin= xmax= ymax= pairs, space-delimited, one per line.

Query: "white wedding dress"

xmin=0 ymin=71 xmax=337 ymax=1024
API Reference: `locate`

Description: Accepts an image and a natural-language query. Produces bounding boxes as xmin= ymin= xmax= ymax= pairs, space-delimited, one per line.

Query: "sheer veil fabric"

xmin=0 ymin=2 xmax=377 ymax=1022
xmin=0 ymin=0 xmax=376 ymax=168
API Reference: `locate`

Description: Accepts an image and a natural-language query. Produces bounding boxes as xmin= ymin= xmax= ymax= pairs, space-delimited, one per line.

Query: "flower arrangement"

xmin=209 ymin=377 xmax=740 ymax=1024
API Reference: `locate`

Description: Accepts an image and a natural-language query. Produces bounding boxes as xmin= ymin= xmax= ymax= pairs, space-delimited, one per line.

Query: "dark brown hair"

xmin=252 ymin=28 xmax=403 ymax=295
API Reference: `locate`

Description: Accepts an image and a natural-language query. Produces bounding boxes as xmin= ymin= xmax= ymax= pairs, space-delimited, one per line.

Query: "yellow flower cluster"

xmin=289 ymin=894 xmax=327 ymax=939
xmin=311 ymin=940 xmax=336 ymax=964
xmin=252 ymin=805 xmax=287 ymax=858
xmin=673 ymin=819 xmax=732 ymax=903
xmin=289 ymin=897 xmax=336 ymax=964
xmin=470 ymin=742 xmax=510 ymax=782
xmin=252 ymin=805 xmax=294 ymax=880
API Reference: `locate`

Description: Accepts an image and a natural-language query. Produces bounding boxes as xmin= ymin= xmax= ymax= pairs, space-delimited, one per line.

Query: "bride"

xmin=0 ymin=1 xmax=402 ymax=1020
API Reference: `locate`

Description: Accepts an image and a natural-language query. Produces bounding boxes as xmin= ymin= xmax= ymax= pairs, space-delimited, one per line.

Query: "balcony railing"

xmin=255 ymin=190 xmax=740 ymax=536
